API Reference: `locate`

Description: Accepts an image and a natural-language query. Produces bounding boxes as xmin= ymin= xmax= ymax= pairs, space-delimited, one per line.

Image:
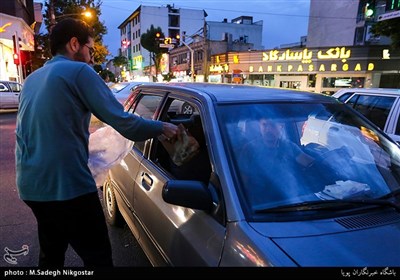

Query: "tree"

xmin=100 ymin=69 xmax=115 ymax=83
xmin=140 ymin=25 xmax=168 ymax=81
xmin=162 ymin=72 xmax=176 ymax=82
xmin=371 ymin=18 xmax=400 ymax=51
xmin=41 ymin=0 xmax=109 ymax=65
xmin=31 ymin=33 xmax=51 ymax=72
xmin=113 ymin=55 xmax=128 ymax=68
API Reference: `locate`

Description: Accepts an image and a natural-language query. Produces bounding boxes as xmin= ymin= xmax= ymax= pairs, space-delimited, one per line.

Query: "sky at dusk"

xmin=100 ymin=0 xmax=311 ymax=57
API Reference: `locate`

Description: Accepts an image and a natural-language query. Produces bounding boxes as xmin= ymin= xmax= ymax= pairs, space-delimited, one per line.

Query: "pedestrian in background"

xmin=15 ymin=18 xmax=178 ymax=268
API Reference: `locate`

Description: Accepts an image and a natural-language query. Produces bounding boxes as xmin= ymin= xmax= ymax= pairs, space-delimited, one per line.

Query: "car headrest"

xmin=170 ymin=114 xmax=200 ymax=127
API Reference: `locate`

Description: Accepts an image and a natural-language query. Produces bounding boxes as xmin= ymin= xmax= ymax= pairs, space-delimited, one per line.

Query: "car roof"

xmin=136 ymin=82 xmax=336 ymax=103
xmin=0 ymin=80 xmax=21 ymax=84
xmin=334 ymin=88 xmax=400 ymax=97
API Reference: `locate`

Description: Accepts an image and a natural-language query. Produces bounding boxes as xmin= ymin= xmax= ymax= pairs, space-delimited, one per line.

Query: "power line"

xmin=101 ymin=1 xmax=359 ymax=20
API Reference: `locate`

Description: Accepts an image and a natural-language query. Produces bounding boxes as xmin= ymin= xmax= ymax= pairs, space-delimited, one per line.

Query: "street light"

xmin=49 ymin=9 xmax=93 ymax=31
xmin=54 ymin=11 xmax=93 ymax=21
xmin=48 ymin=0 xmax=92 ymax=24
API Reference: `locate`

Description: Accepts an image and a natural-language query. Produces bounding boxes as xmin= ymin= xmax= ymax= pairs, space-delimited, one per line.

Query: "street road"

xmin=0 ymin=110 xmax=150 ymax=268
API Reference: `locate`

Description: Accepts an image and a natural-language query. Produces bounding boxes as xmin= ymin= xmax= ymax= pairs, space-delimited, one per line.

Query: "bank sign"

xmin=209 ymin=46 xmax=399 ymax=74
xmin=259 ymin=47 xmax=375 ymax=73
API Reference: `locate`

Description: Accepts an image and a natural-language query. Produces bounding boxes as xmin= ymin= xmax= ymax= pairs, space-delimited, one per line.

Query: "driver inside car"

xmin=239 ymin=117 xmax=316 ymax=203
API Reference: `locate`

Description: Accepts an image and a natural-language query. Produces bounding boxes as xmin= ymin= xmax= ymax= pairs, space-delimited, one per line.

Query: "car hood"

xmin=249 ymin=213 xmax=400 ymax=266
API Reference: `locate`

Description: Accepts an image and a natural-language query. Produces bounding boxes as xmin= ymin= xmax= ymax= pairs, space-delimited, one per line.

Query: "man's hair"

xmin=50 ymin=18 xmax=94 ymax=56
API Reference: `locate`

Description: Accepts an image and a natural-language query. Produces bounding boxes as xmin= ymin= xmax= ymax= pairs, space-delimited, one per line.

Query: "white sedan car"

xmin=109 ymin=82 xmax=150 ymax=104
xmin=333 ymin=88 xmax=400 ymax=143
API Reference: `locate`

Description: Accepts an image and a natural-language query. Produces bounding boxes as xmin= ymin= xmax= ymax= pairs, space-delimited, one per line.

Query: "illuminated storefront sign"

xmin=209 ymin=46 xmax=398 ymax=74
xmin=250 ymin=62 xmax=375 ymax=73
xmin=383 ymin=49 xmax=391 ymax=59
xmin=262 ymin=47 xmax=351 ymax=62
xmin=210 ymin=62 xmax=375 ymax=73
xmin=209 ymin=64 xmax=229 ymax=73
xmin=0 ymin=22 xmax=12 ymax=33
xmin=263 ymin=48 xmax=313 ymax=63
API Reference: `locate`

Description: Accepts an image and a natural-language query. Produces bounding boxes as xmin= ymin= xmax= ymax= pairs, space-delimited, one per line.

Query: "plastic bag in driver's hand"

xmin=88 ymin=125 xmax=133 ymax=187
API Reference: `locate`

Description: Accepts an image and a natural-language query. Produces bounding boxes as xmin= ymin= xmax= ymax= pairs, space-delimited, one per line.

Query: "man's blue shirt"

xmin=15 ymin=55 xmax=162 ymax=201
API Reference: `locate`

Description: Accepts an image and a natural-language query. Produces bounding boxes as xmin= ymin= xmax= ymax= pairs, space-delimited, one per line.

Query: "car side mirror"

xmin=162 ymin=180 xmax=213 ymax=211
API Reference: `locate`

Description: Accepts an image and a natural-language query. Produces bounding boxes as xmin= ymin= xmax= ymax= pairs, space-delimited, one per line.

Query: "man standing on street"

xmin=15 ymin=18 xmax=178 ymax=268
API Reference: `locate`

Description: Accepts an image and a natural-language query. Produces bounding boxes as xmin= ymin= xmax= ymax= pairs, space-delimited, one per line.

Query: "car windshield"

xmin=218 ymin=101 xmax=400 ymax=218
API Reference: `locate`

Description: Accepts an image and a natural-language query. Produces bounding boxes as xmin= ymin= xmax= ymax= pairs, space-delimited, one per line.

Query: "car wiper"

xmin=255 ymin=198 xmax=400 ymax=213
xmin=379 ymin=188 xmax=400 ymax=200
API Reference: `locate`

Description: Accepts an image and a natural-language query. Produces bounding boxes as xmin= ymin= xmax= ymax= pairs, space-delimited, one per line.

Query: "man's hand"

xmin=161 ymin=122 xmax=179 ymax=139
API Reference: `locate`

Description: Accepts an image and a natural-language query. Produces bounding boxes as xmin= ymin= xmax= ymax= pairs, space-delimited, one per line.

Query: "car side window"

xmin=129 ymin=94 xmax=163 ymax=153
xmin=395 ymin=117 xmax=400 ymax=135
xmin=9 ymin=83 xmax=21 ymax=92
xmin=350 ymin=95 xmax=395 ymax=130
xmin=337 ymin=92 xmax=353 ymax=102
xmin=0 ymin=83 xmax=8 ymax=92
xmin=153 ymin=98 xmax=212 ymax=184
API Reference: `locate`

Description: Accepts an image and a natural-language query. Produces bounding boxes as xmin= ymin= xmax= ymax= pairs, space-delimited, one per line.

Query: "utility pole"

xmin=180 ymin=40 xmax=195 ymax=82
xmin=203 ymin=20 xmax=208 ymax=83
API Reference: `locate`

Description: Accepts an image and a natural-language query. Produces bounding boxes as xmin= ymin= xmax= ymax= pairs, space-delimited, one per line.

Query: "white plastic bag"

xmin=88 ymin=125 xmax=133 ymax=187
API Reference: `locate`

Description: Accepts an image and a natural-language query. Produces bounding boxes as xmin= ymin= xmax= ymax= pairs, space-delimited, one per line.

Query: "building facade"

xmin=118 ymin=4 xmax=206 ymax=81
xmin=207 ymin=16 xmax=263 ymax=50
xmin=0 ymin=0 xmax=36 ymax=82
xmin=307 ymin=0 xmax=399 ymax=47
xmin=208 ymin=45 xmax=400 ymax=93
xmin=207 ymin=0 xmax=399 ymax=91
xmin=168 ymin=19 xmax=257 ymax=83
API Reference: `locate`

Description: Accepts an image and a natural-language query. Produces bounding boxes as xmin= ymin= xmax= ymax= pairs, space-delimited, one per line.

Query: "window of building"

xmin=196 ymin=51 xmax=203 ymax=62
xmin=169 ymin=15 xmax=180 ymax=27
xmin=354 ymin=26 xmax=365 ymax=45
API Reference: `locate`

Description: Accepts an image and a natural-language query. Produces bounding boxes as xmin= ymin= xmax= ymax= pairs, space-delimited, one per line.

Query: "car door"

xmin=8 ymin=82 xmax=21 ymax=106
xmin=109 ymin=93 xmax=164 ymax=237
xmin=133 ymin=95 xmax=225 ymax=266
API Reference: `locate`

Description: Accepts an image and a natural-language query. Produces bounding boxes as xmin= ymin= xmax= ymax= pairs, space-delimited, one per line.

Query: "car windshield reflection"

xmin=218 ymin=102 xmax=400 ymax=218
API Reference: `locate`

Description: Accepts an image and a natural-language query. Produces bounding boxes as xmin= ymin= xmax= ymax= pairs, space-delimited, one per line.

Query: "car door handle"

xmin=141 ymin=172 xmax=153 ymax=190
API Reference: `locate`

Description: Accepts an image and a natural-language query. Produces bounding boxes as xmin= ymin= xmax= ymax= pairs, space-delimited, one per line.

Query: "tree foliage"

xmin=140 ymin=25 xmax=168 ymax=81
xmin=31 ymin=33 xmax=51 ymax=72
xmin=100 ymin=69 xmax=115 ymax=82
xmin=38 ymin=0 xmax=109 ymax=66
xmin=113 ymin=55 xmax=128 ymax=68
xmin=162 ymin=72 xmax=176 ymax=82
xmin=371 ymin=18 xmax=400 ymax=50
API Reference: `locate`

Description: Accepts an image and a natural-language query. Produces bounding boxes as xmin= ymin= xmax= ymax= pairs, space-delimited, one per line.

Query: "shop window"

xmin=380 ymin=74 xmax=400 ymax=89
xmin=308 ymin=74 xmax=316 ymax=88
xmin=322 ymin=77 xmax=365 ymax=88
